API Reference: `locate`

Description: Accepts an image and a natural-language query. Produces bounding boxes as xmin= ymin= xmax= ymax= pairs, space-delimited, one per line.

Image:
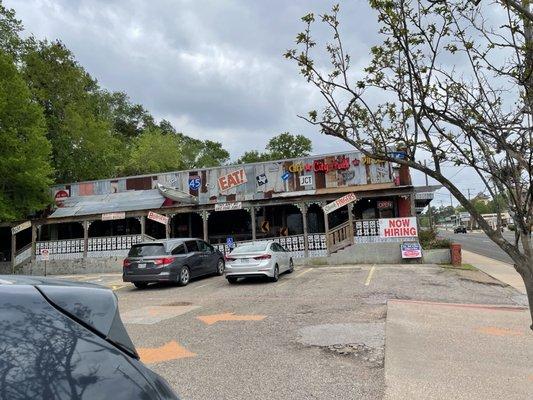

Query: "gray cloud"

xmin=6 ymin=0 xmax=487 ymax=196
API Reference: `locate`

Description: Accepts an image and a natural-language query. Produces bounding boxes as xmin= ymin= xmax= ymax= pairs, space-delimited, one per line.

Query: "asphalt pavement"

xmin=62 ymin=263 xmax=523 ymax=400
xmin=438 ymin=230 xmax=517 ymax=264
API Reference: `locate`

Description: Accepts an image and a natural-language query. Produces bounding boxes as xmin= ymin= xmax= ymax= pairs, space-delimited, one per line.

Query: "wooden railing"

xmin=327 ymin=221 xmax=354 ymax=254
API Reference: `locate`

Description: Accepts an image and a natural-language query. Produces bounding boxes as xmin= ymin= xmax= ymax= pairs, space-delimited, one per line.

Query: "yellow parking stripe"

xmin=365 ymin=265 xmax=376 ymax=286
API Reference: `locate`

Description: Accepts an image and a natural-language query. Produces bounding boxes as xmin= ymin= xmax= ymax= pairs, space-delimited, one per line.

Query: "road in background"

xmin=438 ymin=230 xmax=517 ymax=264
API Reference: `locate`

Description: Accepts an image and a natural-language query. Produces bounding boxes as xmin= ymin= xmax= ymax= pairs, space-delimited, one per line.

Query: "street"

xmin=63 ymin=264 xmax=524 ymax=400
xmin=438 ymin=230 xmax=517 ymax=264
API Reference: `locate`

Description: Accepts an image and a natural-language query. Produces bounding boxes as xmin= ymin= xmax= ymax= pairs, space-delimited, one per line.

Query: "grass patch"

xmin=440 ymin=263 xmax=477 ymax=271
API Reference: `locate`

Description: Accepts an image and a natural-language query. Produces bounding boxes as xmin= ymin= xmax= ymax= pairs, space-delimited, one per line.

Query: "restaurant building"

xmin=2 ymin=151 xmax=438 ymax=269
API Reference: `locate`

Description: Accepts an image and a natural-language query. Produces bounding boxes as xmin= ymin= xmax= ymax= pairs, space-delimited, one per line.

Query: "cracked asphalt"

xmin=66 ymin=264 xmax=522 ymax=400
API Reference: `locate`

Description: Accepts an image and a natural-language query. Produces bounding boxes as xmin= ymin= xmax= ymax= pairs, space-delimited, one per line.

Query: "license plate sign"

xmin=137 ymin=263 xmax=146 ymax=269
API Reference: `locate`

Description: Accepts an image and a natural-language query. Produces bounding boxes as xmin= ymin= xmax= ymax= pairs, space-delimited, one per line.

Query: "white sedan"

xmin=224 ymin=241 xmax=294 ymax=283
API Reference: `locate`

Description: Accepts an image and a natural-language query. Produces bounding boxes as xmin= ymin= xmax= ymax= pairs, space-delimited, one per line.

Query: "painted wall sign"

xmin=214 ymin=202 xmax=243 ymax=212
xmin=281 ymin=172 xmax=291 ymax=181
xmin=101 ymin=212 xmax=126 ymax=221
xmin=147 ymin=211 xmax=169 ymax=225
xmin=379 ymin=217 xmax=418 ymax=238
xmin=218 ymin=169 xmax=247 ymax=192
xmin=256 ymin=174 xmax=268 ymax=186
xmin=299 ymin=175 xmax=313 ymax=186
xmin=401 ymin=242 xmax=422 ymax=258
xmin=323 ymin=193 xmax=357 ymax=214
xmin=12 ymin=221 xmax=31 ymax=235
xmin=188 ymin=176 xmax=202 ymax=190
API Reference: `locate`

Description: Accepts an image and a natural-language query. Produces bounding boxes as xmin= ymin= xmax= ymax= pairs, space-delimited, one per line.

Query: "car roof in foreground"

xmin=134 ymin=238 xmax=200 ymax=246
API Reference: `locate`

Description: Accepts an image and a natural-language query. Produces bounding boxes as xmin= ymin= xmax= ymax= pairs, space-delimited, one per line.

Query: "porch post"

xmin=165 ymin=218 xmax=170 ymax=239
xmin=251 ymin=206 xmax=256 ymax=241
xmin=140 ymin=215 xmax=146 ymax=240
xmin=31 ymin=223 xmax=38 ymax=261
xmin=202 ymin=211 xmax=209 ymax=242
xmin=347 ymin=203 xmax=354 ymax=245
xmin=324 ymin=209 xmax=330 ymax=256
xmin=83 ymin=221 xmax=89 ymax=258
xmin=301 ymin=203 xmax=309 ymax=258
xmin=11 ymin=228 xmax=16 ymax=273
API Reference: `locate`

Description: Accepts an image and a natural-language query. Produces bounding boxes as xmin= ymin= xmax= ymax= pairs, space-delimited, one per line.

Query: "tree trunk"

xmin=516 ymin=260 xmax=533 ymax=331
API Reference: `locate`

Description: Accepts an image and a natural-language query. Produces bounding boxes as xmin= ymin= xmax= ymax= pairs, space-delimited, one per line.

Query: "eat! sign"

xmin=218 ymin=169 xmax=247 ymax=192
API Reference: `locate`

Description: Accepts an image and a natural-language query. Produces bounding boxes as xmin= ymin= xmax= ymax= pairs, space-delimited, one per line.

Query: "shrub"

xmin=419 ymin=229 xmax=451 ymax=249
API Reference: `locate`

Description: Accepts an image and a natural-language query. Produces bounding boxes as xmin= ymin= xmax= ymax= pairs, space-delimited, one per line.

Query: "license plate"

xmin=238 ymin=258 xmax=250 ymax=263
xmin=137 ymin=263 xmax=146 ymax=269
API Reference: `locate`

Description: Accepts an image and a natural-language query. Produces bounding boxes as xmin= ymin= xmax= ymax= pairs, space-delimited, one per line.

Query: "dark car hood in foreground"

xmin=0 ymin=275 xmax=178 ymax=400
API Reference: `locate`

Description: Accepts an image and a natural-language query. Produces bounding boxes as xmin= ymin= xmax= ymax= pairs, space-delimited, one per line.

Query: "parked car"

xmin=0 ymin=275 xmax=179 ymax=399
xmin=454 ymin=225 xmax=467 ymax=234
xmin=123 ymin=238 xmax=225 ymax=289
xmin=224 ymin=241 xmax=293 ymax=283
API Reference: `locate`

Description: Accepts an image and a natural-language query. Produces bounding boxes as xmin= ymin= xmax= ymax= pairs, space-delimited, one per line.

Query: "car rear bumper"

xmin=225 ymin=263 xmax=275 ymax=278
xmin=123 ymin=271 xmax=177 ymax=283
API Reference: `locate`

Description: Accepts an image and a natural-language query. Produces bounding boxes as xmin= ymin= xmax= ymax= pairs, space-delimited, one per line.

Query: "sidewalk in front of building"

xmin=462 ymin=250 xmax=526 ymax=294
xmin=384 ymin=299 xmax=533 ymax=400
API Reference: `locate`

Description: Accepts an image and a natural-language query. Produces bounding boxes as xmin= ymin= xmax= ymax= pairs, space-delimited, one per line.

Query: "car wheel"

xmin=270 ymin=265 xmax=279 ymax=282
xmin=178 ymin=266 xmax=190 ymax=286
xmin=216 ymin=259 xmax=225 ymax=276
xmin=134 ymin=282 xmax=148 ymax=289
xmin=287 ymin=259 xmax=294 ymax=273
xmin=227 ymin=276 xmax=238 ymax=284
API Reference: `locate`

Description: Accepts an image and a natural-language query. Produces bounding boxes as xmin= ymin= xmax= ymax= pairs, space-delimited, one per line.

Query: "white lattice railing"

xmin=213 ymin=234 xmax=327 ymax=258
xmin=36 ymin=234 xmax=144 ymax=261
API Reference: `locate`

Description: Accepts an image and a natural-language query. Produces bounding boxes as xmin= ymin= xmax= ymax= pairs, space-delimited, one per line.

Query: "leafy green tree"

xmin=0 ymin=51 xmax=52 ymax=221
xmin=22 ymin=40 xmax=122 ymax=182
xmin=0 ymin=1 xmax=24 ymax=59
xmin=266 ymin=132 xmax=312 ymax=160
xmin=103 ymin=91 xmax=155 ymax=140
xmin=237 ymin=150 xmax=271 ymax=164
xmin=121 ymin=128 xmax=186 ymax=175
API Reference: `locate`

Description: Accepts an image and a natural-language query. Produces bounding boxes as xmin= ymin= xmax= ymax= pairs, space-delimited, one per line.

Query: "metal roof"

xmin=49 ymin=189 xmax=165 ymax=218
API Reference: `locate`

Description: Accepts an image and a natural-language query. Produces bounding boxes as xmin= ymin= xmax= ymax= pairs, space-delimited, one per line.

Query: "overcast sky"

xmin=6 ymin=0 xmax=488 ymax=204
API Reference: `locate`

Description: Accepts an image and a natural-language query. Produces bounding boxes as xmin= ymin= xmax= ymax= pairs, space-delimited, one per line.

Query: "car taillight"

xmin=253 ymin=254 xmax=272 ymax=260
xmin=154 ymin=257 xmax=175 ymax=266
xmin=224 ymin=255 xmax=236 ymax=261
xmin=123 ymin=259 xmax=131 ymax=268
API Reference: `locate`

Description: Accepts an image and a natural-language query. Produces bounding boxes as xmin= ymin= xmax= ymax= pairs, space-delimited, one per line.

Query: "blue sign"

xmin=391 ymin=151 xmax=406 ymax=160
xmin=188 ymin=176 xmax=201 ymax=190
xmin=226 ymin=237 xmax=235 ymax=249
xmin=281 ymin=172 xmax=291 ymax=181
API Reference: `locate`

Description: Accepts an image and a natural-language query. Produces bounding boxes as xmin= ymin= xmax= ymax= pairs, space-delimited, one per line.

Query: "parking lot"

xmin=61 ymin=264 xmax=522 ymax=400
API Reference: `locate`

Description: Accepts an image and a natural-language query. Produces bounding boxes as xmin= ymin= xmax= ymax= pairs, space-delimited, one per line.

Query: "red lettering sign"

xmin=379 ymin=217 xmax=418 ymax=238
xmin=218 ymin=169 xmax=248 ymax=192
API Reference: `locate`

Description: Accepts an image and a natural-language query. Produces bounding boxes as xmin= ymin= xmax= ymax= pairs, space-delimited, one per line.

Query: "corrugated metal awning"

xmin=49 ymin=190 xmax=166 ymax=218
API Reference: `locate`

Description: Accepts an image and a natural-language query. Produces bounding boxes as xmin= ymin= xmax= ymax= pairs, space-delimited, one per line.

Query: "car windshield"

xmin=231 ymin=243 xmax=269 ymax=254
xmin=128 ymin=244 xmax=166 ymax=257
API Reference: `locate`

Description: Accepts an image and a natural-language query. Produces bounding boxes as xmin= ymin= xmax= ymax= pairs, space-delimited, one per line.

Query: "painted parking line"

xmin=364 ymin=265 xmax=376 ymax=286
xmin=197 ymin=312 xmax=266 ymax=325
xmin=295 ymin=268 xmax=314 ymax=279
xmin=137 ymin=341 xmax=196 ymax=364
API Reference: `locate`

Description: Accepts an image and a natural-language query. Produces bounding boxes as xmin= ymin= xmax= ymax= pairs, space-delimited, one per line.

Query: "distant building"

xmin=473 ymin=192 xmax=491 ymax=205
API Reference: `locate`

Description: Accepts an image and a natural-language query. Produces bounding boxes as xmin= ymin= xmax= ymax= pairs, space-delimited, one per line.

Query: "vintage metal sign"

xmin=218 ymin=169 xmax=247 ymax=192
xmin=214 ymin=202 xmax=243 ymax=212
xmin=379 ymin=217 xmax=418 ymax=238
xmin=299 ymin=175 xmax=313 ymax=186
xmin=147 ymin=211 xmax=169 ymax=225
xmin=101 ymin=212 xmax=126 ymax=221
xmin=323 ymin=193 xmax=357 ymax=214
xmin=12 ymin=221 xmax=31 ymax=235
xmin=54 ymin=189 xmax=70 ymax=206
xmin=188 ymin=176 xmax=201 ymax=190
xmin=256 ymin=174 xmax=268 ymax=186
xmin=401 ymin=242 xmax=422 ymax=258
